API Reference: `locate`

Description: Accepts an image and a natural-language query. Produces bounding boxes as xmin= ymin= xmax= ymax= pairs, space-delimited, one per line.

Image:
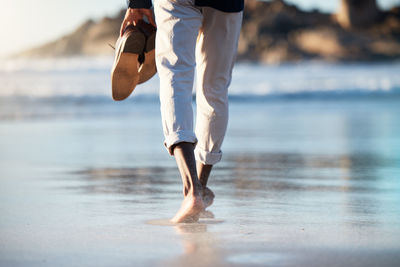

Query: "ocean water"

xmin=1 ymin=57 xmax=399 ymax=99
xmin=0 ymin=58 xmax=400 ymax=266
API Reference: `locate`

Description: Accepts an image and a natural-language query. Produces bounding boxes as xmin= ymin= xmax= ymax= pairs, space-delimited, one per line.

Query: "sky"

xmin=0 ymin=0 xmax=399 ymax=57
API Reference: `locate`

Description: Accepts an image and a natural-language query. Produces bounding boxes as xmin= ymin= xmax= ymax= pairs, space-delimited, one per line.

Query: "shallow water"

xmin=1 ymin=97 xmax=399 ymax=266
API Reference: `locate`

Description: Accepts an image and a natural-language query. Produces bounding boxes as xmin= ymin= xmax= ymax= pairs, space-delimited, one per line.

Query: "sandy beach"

xmin=1 ymin=62 xmax=400 ymax=266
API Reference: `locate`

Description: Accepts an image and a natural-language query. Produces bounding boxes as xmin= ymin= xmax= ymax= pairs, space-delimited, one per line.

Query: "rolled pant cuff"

xmin=195 ymin=148 xmax=222 ymax=165
xmin=164 ymin=130 xmax=198 ymax=155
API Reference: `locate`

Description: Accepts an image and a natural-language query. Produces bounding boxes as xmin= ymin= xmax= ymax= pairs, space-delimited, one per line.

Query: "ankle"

xmin=187 ymin=186 xmax=202 ymax=198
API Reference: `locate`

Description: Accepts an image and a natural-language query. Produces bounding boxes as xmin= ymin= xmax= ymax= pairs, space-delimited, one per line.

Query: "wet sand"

xmin=1 ymin=100 xmax=400 ymax=266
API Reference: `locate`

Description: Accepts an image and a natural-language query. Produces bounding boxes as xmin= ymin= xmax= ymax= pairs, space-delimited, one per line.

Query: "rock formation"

xmin=238 ymin=0 xmax=400 ymax=63
xmin=336 ymin=0 xmax=381 ymax=29
xmin=16 ymin=0 xmax=400 ymax=63
xmin=17 ymin=11 xmax=124 ymax=58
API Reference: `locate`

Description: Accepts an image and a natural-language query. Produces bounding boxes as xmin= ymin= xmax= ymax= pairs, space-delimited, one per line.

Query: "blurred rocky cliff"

xmin=17 ymin=0 xmax=400 ymax=63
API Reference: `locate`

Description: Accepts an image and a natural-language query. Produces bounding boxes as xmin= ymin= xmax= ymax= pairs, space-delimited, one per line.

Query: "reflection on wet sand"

xmin=71 ymin=167 xmax=178 ymax=195
xmin=71 ymin=152 xmax=391 ymax=196
xmin=223 ymin=152 xmax=396 ymax=231
xmin=145 ymin=212 xmax=226 ymax=267
xmin=164 ymin=223 xmax=227 ymax=267
xmin=64 ymin=151 xmax=399 ymax=255
xmin=68 ymin=151 xmax=398 ymax=223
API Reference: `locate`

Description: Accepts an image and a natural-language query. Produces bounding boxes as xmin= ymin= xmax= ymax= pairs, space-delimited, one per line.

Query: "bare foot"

xmin=202 ymin=187 xmax=215 ymax=208
xmin=199 ymin=210 xmax=215 ymax=219
xmin=170 ymin=194 xmax=205 ymax=223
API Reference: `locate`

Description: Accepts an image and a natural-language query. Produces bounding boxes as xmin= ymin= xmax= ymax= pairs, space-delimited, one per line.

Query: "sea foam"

xmin=0 ymin=57 xmax=399 ymax=99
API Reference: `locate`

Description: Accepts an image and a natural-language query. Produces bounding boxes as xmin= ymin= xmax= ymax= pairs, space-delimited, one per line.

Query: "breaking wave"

xmin=0 ymin=57 xmax=399 ymax=100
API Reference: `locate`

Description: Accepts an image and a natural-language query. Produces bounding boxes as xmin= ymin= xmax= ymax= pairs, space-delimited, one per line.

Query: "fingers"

xmin=120 ymin=21 xmax=126 ymax=36
xmin=135 ymin=9 xmax=156 ymax=27
xmin=147 ymin=14 xmax=156 ymax=27
xmin=120 ymin=8 xmax=156 ymax=36
xmin=143 ymin=10 xmax=156 ymax=27
xmin=120 ymin=9 xmax=131 ymax=36
xmin=132 ymin=9 xmax=144 ymax=26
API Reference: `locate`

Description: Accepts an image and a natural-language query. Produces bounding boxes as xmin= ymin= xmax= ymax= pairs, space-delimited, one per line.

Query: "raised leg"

xmin=197 ymin=162 xmax=215 ymax=208
xmin=194 ymin=8 xmax=243 ymax=209
xmin=194 ymin=8 xmax=243 ymax=165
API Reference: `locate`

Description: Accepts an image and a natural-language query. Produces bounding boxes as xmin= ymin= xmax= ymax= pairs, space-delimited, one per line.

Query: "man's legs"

xmin=154 ymin=0 xmax=204 ymax=222
xmin=197 ymin=163 xmax=214 ymax=208
xmin=171 ymin=142 xmax=204 ymax=223
xmin=195 ymin=8 xmax=243 ymax=199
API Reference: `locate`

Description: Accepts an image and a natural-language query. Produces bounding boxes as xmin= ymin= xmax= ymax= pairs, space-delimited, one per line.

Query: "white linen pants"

xmin=154 ymin=0 xmax=242 ymax=165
